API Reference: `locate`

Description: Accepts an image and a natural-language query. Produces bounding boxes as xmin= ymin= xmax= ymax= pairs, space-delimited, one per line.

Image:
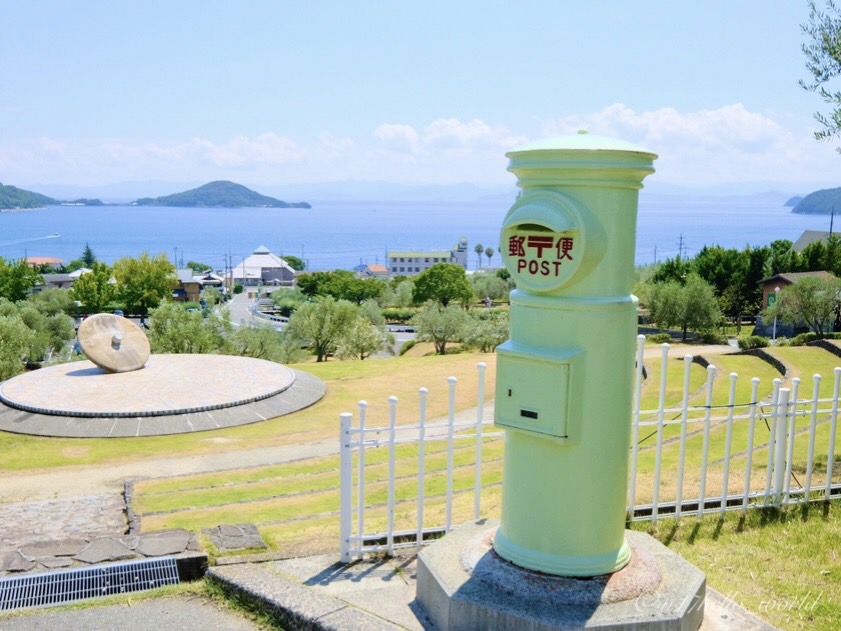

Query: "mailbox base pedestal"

xmin=493 ymin=527 xmax=632 ymax=577
xmin=417 ymin=520 xmax=705 ymax=630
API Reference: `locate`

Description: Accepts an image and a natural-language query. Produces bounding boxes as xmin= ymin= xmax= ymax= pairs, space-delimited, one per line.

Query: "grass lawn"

xmin=636 ymin=501 xmax=841 ymax=631
xmin=5 ymin=345 xmax=841 ymax=628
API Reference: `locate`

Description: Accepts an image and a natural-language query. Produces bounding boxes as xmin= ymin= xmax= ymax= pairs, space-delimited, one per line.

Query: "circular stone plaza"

xmin=0 ymin=354 xmax=326 ymax=438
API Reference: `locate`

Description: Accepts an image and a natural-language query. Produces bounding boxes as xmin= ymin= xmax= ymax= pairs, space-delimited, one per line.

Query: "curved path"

xmin=0 ymin=438 xmax=340 ymax=505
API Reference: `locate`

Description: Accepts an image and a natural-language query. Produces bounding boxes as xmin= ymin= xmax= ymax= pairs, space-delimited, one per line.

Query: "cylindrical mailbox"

xmin=493 ymin=132 xmax=656 ymax=576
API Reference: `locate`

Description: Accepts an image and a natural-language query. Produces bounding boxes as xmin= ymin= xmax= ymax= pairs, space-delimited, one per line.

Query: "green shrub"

xmin=382 ymin=307 xmax=415 ymax=323
xmin=791 ymin=332 xmax=819 ymax=346
xmin=738 ymin=335 xmax=769 ymax=350
xmin=697 ymin=331 xmax=727 ymax=344
xmin=233 ymin=284 xmax=244 ymax=295
xmin=646 ymin=333 xmax=672 ymax=344
xmin=398 ymin=339 xmax=416 ymax=356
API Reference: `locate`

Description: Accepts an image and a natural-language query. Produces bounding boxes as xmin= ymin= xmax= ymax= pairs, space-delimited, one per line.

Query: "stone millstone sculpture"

xmin=76 ymin=313 xmax=151 ymax=373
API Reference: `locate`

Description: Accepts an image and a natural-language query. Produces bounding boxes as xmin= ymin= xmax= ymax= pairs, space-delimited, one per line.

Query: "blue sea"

xmin=0 ymin=198 xmax=833 ymax=271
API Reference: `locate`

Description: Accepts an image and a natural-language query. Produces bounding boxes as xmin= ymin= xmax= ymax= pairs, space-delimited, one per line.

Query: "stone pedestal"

xmin=417 ymin=521 xmax=705 ymax=630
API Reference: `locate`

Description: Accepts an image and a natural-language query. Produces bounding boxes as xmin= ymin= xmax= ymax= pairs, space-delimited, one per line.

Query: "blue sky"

xmin=1 ymin=1 xmax=838 ymax=194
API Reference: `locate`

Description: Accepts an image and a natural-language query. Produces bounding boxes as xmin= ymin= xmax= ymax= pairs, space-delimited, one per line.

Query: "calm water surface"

xmin=0 ymin=199 xmax=832 ymax=271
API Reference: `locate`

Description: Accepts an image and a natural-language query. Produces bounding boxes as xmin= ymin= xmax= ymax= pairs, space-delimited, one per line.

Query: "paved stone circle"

xmin=0 ymin=354 xmax=294 ymax=418
xmin=0 ymin=360 xmax=326 ymax=437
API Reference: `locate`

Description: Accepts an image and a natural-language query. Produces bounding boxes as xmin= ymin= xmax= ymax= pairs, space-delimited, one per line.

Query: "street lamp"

xmin=772 ymin=286 xmax=780 ymax=342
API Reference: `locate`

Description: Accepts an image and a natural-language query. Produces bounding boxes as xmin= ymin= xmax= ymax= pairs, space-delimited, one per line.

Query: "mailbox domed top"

xmin=506 ymin=132 xmax=656 ymax=190
xmin=507 ymin=132 xmax=656 ymax=159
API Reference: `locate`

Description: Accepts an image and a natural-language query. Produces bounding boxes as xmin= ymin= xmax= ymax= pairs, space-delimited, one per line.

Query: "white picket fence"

xmin=629 ymin=337 xmax=840 ymax=523
xmin=339 ymin=337 xmax=841 ymax=560
xmin=338 ymin=363 xmax=500 ymax=562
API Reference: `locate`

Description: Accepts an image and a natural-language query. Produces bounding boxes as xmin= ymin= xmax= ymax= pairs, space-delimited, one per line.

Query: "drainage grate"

xmin=0 ymin=556 xmax=180 ymax=612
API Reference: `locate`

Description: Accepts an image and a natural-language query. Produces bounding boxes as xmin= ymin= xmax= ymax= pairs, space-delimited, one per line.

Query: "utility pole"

xmin=830 ymin=207 xmax=836 ymax=273
xmin=653 ymin=244 xmax=657 ymax=265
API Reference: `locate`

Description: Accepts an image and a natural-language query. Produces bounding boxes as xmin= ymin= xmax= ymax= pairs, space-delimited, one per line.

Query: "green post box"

xmin=493 ymin=132 xmax=657 ymax=576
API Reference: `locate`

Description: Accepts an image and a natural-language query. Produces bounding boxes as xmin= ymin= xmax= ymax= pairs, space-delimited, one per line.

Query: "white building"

xmin=231 ymin=245 xmax=296 ymax=286
xmin=387 ymin=238 xmax=469 ymax=276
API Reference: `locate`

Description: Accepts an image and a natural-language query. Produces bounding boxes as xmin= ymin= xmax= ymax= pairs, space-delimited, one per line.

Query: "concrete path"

xmin=208 ymin=550 xmax=777 ymax=630
xmin=0 ymin=596 xmax=263 ymax=630
xmin=0 ymin=438 xmax=339 ymax=504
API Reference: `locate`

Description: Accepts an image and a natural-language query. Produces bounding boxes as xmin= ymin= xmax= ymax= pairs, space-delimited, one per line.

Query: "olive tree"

xmin=765 ymin=275 xmax=841 ymax=338
xmin=336 ymin=318 xmax=395 ymax=360
xmin=0 ymin=314 xmax=32 ymax=379
xmin=801 ymin=1 xmax=841 ymax=146
xmin=648 ymin=273 xmax=722 ymax=340
xmin=461 ymin=311 xmax=509 ymax=353
xmin=229 ymin=325 xmax=305 ymax=363
xmin=470 ymin=272 xmax=510 ymax=302
xmin=286 ymin=296 xmax=358 ymax=362
xmin=410 ymin=302 xmax=470 ymax=355
xmin=0 ymin=298 xmax=74 ymax=366
xmin=147 ymin=301 xmax=231 ymax=353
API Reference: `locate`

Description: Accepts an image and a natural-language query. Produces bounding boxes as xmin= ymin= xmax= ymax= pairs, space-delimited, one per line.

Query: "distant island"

xmin=134 ymin=181 xmax=311 ymax=208
xmin=784 ymin=195 xmax=803 ymax=207
xmin=792 ymin=187 xmax=841 ymax=214
xmin=60 ymin=198 xmax=104 ymax=206
xmin=0 ymin=182 xmax=57 ymax=210
xmin=0 ymin=182 xmax=105 ymax=210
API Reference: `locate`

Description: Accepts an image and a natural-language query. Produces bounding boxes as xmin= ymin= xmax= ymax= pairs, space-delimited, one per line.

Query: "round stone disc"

xmin=77 ymin=313 xmax=151 ymax=373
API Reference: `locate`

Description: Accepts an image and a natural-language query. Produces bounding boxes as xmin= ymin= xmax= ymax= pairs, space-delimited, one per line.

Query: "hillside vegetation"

xmin=134 ymin=180 xmax=311 ymax=208
xmin=792 ymin=186 xmax=841 ymax=214
xmin=0 ymin=182 xmax=57 ymax=210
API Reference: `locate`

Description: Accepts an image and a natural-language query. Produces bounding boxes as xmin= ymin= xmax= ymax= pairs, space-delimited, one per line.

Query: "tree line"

xmin=637 ymin=236 xmax=841 ymax=340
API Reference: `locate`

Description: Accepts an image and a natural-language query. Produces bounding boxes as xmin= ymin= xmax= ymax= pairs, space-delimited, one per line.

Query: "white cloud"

xmin=374 ymin=124 xmax=420 ymax=153
xmin=375 ymin=118 xmax=525 ymax=154
xmin=187 ymin=133 xmax=301 ymax=167
xmin=367 ymin=118 xmax=527 ymax=184
xmin=2 ymin=108 xmax=838 ymax=190
xmin=540 ymin=103 xmax=840 ymax=188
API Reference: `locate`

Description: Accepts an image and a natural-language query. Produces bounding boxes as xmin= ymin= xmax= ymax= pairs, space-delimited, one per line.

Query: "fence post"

xmin=742 ymin=378 xmax=760 ymax=512
xmin=474 ymin=362 xmax=487 ymax=521
xmin=417 ymin=387 xmax=428 ymax=547
xmin=783 ymin=379 xmax=800 ymax=505
xmin=772 ymin=388 xmax=791 ymax=506
xmin=356 ymin=400 xmax=367 ymax=558
xmin=826 ymin=367 xmax=841 ymax=500
xmin=387 ymin=396 xmax=397 ymax=555
xmin=446 ymin=377 xmax=457 ymax=532
xmin=805 ymin=375 xmax=821 ymax=501
xmin=675 ymin=354 xmax=693 ymax=519
xmin=698 ymin=364 xmax=716 ymax=519
xmin=764 ymin=379 xmax=782 ymax=504
xmin=652 ymin=343 xmax=669 ymax=524
xmin=627 ymin=335 xmax=646 ymax=515
xmin=339 ymin=412 xmax=353 ymax=563
xmin=720 ymin=372 xmax=738 ymax=516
